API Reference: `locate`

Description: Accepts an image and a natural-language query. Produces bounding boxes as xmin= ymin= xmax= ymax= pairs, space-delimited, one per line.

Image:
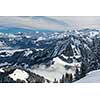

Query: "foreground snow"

xmin=76 ymin=70 xmax=100 ymax=83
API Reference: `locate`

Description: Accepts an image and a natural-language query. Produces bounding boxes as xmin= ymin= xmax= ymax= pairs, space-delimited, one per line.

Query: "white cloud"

xmin=48 ymin=16 xmax=100 ymax=29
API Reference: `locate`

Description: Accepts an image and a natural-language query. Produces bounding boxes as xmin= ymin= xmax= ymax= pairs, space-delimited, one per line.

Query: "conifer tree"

xmin=68 ymin=74 xmax=73 ymax=83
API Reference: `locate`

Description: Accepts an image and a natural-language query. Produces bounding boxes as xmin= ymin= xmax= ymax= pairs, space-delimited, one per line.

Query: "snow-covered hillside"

xmin=76 ymin=70 xmax=100 ymax=83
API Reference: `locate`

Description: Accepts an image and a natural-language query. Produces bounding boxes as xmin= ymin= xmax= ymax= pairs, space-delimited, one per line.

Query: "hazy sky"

xmin=0 ymin=16 xmax=100 ymax=31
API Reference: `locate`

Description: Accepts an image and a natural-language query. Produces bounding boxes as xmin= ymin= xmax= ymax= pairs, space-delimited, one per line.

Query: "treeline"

xmin=53 ymin=73 xmax=73 ymax=83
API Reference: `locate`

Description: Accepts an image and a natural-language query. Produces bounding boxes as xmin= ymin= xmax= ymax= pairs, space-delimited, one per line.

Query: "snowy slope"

xmin=9 ymin=69 xmax=29 ymax=82
xmin=32 ymin=57 xmax=67 ymax=82
xmin=32 ymin=56 xmax=80 ymax=82
xmin=76 ymin=70 xmax=100 ymax=83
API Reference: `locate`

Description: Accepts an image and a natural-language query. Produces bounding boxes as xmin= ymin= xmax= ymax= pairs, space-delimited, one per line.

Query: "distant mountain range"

xmin=0 ymin=28 xmax=100 ymax=83
xmin=0 ymin=27 xmax=59 ymax=33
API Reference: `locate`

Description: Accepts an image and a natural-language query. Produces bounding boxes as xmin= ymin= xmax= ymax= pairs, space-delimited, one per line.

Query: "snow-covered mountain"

xmin=0 ymin=28 xmax=100 ymax=83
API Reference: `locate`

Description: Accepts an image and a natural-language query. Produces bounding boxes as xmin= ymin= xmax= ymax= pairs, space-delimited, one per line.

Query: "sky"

xmin=0 ymin=16 xmax=100 ymax=32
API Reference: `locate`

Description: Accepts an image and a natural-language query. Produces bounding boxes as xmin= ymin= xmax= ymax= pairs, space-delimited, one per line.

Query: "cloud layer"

xmin=0 ymin=16 xmax=100 ymax=31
